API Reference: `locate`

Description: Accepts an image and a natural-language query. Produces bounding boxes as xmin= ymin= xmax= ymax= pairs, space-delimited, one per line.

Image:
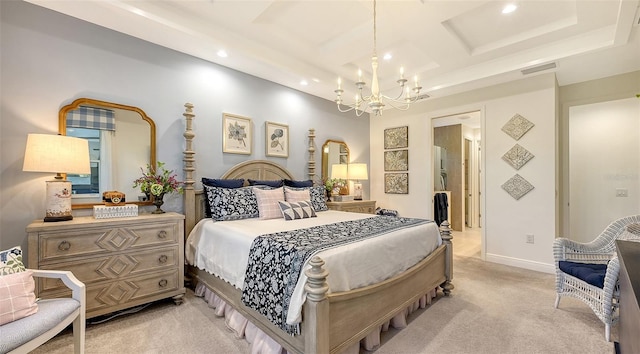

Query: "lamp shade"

xmin=330 ymin=164 xmax=348 ymax=180
xmin=348 ymin=163 xmax=368 ymax=181
xmin=23 ymin=134 xmax=90 ymax=174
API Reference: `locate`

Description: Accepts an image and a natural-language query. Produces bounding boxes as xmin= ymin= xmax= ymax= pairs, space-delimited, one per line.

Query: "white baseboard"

xmin=485 ymin=253 xmax=555 ymax=274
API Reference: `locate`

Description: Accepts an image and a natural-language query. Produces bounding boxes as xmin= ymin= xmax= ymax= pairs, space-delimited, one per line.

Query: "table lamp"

xmin=348 ymin=163 xmax=368 ymax=200
xmin=330 ymin=164 xmax=349 ymax=195
xmin=23 ymin=134 xmax=90 ymax=222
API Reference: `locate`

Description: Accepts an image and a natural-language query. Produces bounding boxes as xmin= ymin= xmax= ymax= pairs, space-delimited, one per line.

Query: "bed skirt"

xmin=194 ymin=282 xmax=438 ymax=353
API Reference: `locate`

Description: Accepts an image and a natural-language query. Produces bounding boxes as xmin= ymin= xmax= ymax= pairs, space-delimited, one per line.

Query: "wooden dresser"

xmin=326 ymin=200 xmax=376 ymax=214
xmin=27 ymin=212 xmax=185 ymax=319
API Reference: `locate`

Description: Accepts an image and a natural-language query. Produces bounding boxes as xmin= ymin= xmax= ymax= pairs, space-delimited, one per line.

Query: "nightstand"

xmin=27 ymin=212 xmax=186 ymax=319
xmin=326 ymin=200 xmax=376 ymax=214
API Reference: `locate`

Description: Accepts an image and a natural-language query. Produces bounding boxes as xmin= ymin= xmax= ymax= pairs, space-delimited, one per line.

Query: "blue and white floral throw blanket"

xmin=240 ymin=215 xmax=431 ymax=335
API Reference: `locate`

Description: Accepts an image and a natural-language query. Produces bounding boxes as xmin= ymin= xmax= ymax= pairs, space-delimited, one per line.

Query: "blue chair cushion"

xmin=559 ymin=261 xmax=608 ymax=288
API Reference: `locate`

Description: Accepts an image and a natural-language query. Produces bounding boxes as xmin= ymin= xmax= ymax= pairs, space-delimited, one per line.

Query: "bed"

xmin=180 ymin=103 xmax=453 ymax=353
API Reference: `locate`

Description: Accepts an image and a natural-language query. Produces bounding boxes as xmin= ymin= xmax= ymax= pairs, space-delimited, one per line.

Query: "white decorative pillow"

xmin=253 ymin=187 xmax=285 ymax=220
xmin=0 ymin=246 xmax=26 ymax=275
xmin=0 ymin=270 xmax=38 ymax=325
xmin=278 ymin=201 xmax=317 ymax=221
xmin=284 ymin=187 xmax=311 ymax=203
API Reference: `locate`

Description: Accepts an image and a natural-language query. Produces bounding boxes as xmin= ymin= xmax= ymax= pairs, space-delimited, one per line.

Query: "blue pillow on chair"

xmin=558 ymin=261 xmax=608 ymax=289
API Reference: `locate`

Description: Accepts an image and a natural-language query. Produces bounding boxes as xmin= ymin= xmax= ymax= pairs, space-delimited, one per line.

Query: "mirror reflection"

xmin=321 ymin=140 xmax=349 ymax=187
xmin=59 ymin=98 xmax=156 ymax=208
xmin=434 ymin=145 xmax=447 ymax=191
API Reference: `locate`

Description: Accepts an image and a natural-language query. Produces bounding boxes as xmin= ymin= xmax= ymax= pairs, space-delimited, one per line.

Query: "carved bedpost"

xmin=304 ymin=256 xmax=329 ymax=354
xmin=308 ymin=128 xmax=316 ymax=183
xmin=439 ymin=220 xmax=454 ymax=296
xmin=183 ymin=103 xmax=196 ymax=235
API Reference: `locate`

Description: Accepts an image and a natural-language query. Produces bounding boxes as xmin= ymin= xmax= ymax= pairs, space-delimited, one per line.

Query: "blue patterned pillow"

xmin=204 ymin=185 xmax=259 ymax=221
xmin=201 ymin=178 xmax=246 ymax=218
xmin=278 ymin=200 xmax=316 ymax=220
xmin=285 ymin=186 xmax=327 ymax=212
xmin=0 ymin=246 xmax=26 ymax=275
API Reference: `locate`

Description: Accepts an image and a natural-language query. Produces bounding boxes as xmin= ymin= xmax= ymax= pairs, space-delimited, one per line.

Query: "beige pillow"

xmin=253 ymin=187 xmax=285 ymax=220
xmin=0 ymin=270 xmax=38 ymax=325
xmin=284 ymin=187 xmax=311 ymax=203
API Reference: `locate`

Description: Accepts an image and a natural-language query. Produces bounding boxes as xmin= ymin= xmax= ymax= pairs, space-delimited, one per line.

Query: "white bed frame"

xmin=181 ymin=103 xmax=453 ymax=354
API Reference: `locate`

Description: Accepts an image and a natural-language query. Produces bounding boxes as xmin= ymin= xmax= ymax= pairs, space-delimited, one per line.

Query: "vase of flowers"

xmin=133 ymin=161 xmax=183 ymax=214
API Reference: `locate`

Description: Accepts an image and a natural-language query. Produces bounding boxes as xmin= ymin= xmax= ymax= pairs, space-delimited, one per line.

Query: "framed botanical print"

xmin=384 ymin=126 xmax=408 ymax=149
xmin=385 ymin=173 xmax=409 ymax=194
xmin=265 ymin=121 xmax=289 ymax=158
xmin=223 ymin=113 xmax=252 ymax=155
xmin=384 ymin=150 xmax=408 ymax=171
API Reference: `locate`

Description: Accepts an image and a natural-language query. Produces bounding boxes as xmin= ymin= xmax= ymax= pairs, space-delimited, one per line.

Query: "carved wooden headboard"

xmin=221 ymin=160 xmax=295 ymax=181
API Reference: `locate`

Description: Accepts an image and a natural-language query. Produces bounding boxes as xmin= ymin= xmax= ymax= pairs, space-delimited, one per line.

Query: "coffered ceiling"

xmin=26 ymin=0 xmax=640 ymax=107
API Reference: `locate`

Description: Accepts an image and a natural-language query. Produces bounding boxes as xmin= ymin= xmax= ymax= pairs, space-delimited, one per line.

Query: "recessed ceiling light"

xmin=217 ymin=50 xmax=228 ymax=58
xmin=311 ymin=78 xmax=320 ymax=83
xmin=383 ymin=53 xmax=392 ymax=60
xmin=300 ymin=80 xmax=308 ymax=86
xmin=502 ymin=4 xmax=517 ymax=14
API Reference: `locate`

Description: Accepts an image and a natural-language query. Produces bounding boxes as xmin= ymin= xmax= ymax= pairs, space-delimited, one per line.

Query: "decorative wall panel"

xmin=501 ymin=174 xmax=534 ymax=200
xmin=502 ymin=144 xmax=534 ymax=170
xmin=502 ymin=114 xmax=534 ymax=141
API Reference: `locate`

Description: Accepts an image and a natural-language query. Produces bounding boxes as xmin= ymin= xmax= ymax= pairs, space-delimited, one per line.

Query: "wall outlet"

xmin=616 ymin=188 xmax=628 ymax=197
xmin=526 ymin=234 xmax=535 ymax=244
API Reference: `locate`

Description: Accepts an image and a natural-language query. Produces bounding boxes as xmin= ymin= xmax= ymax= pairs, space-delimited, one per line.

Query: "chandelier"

xmin=334 ymin=0 xmax=423 ymax=117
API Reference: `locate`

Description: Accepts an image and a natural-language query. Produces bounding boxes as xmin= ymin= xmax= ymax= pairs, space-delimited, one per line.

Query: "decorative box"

xmin=93 ymin=204 xmax=139 ymax=219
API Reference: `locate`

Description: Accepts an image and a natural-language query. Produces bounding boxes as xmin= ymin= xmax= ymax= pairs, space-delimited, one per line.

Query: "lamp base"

xmin=44 ymin=215 xmax=73 ymax=222
xmin=44 ymin=179 xmax=73 ymax=222
xmin=354 ymin=182 xmax=363 ymax=200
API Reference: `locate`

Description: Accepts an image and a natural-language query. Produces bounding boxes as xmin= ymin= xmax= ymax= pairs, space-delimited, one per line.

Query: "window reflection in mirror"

xmin=66 ymin=128 xmax=100 ymax=196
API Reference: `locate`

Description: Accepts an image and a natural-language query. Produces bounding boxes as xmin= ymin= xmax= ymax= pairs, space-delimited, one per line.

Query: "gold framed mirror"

xmin=59 ymin=98 xmax=156 ymax=209
xmin=321 ymin=140 xmax=349 ymax=192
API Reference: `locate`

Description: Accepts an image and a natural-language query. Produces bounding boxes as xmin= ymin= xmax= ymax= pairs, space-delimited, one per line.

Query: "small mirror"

xmin=59 ymin=98 xmax=156 ymax=208
xmin=321 ymin=139 xmax=349 ymax=186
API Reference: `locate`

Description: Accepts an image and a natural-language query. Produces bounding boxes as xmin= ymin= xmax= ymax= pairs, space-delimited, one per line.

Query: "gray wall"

xmin=0 ymin=1 xmax=370 ymax=258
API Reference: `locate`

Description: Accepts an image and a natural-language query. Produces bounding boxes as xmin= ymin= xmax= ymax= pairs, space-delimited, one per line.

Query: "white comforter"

xmin=186 ymin=210 xmax=442 ymax=325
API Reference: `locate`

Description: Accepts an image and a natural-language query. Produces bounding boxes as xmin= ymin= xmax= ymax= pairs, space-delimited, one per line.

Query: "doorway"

xmin=432 ymin=111 xmax=482 ymax=232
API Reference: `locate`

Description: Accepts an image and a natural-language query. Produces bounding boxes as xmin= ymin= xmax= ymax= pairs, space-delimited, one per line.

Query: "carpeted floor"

xmin=31 ymin=229 xmax=615 ymax=354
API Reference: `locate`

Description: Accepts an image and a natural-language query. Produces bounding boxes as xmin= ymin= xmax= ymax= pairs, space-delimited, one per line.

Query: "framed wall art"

xmin=384 ymin=150 xmax=408 ymax=171
xmin=385 ymin=173 xmax=409 ymax=194
xmin=384 ymin=126 xmax=408 ymax=149
xmin=265 ymin=121 xmax=289 ymax=158
xmin=223 ymin=113 xmax=252 ymax=155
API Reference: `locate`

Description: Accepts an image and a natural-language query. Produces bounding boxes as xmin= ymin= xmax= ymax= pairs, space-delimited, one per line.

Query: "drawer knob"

xmin=158 ymin=255 xmax=168 ymax=263
xmin=158 ymin=279 xmax=168 ymax=287
xmin=157 ymin=230 xmax=167 ymax=239
xmin=58 ymin=241 xmax=71 ymax=251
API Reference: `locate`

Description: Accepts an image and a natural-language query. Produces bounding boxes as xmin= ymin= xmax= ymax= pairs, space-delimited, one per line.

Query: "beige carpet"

xmin=32 ymin=230 xmax=615 ymax=354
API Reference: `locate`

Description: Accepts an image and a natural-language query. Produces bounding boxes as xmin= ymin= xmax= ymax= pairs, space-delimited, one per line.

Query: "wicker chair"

xmin=553 ymin=214 xmax=640 ymax=342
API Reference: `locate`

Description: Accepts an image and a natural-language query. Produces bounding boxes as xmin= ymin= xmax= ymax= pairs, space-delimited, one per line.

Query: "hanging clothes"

xmin=434 ymin=192 xmax=448 ymax=226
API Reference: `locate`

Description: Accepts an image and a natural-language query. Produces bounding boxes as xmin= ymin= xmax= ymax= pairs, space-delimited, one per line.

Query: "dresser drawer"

xmin=38 ymin=222 xmax=178 ymax=262
xmin=85 ymin=269 xmax=180 ymax=313
xmin=39 ymin=246 xmax=179 ymax=292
